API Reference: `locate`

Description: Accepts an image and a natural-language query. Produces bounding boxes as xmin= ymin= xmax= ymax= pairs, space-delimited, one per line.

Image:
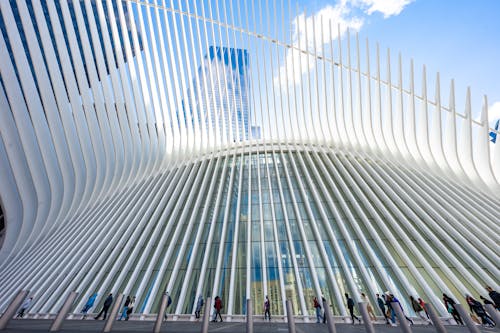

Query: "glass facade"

xmin=114 ymin=149 xmax=495 ymax=317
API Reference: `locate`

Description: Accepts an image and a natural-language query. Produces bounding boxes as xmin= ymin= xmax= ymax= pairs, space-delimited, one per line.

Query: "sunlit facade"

xmin=0 ymin=0 xmax=498 ymax=321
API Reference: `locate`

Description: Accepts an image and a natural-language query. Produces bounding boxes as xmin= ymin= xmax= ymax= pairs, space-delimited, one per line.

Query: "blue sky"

xmin=163 ymin=0 xmax=500 ymax=128
xmin=292 ymin=0 xmax=500 ymax=123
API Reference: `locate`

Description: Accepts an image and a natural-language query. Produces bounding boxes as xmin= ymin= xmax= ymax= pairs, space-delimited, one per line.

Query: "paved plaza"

xmin=1 ymin=320 xmax=497 ymax=333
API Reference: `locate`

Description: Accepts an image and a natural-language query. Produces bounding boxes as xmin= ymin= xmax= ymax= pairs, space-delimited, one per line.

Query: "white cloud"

xmin=276 ymin=3 xmax=363 ymax=87
xmin=360 ymin=0 xmax=414 ymax=18
xmin=275 ymin=0 xmax=413 ymax=87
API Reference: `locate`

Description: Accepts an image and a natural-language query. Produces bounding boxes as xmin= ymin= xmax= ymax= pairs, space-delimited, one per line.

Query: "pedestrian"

xmin=345 ymin=293 xmax=361 ymax=324
xmin=361 ymin=293 xmax=376 ymax=321
xmin=212 ymin=296 xmax=223 ymax=322
xmin=313 ymin=296 xmax=323 ymax=323
xmin=466 ymin=295 xmax=495 ymax=328
xmin=417 ymin=297 xmax=429 ymax=319
xmin=264 ymin=295 xmax=271 ymax=321
xmin=164 ymin=292 xmax=172 ymax=320
xmin=195 ymin=295 xmax=204 ymax=319
xmin=410 ymin=296 xmax=431 ymax=324
xmin=486 ymin=286 xmax=500 ymax=310
xmin=118 ymin=296 xmax=131 ymax=321
xmin=391 ymin=294 xmax=413 ymax=325
xmin=94 ymin=293 xmax=113 ymax=320
xmin=126 ymin=296 xmax=135 ymax=321
xmin=385 ymin=293 xmax=396 ymax=325
xmin=376 ymin=293 xmax=390 ymax=324
xmin=16 ymin=297 xmax=32 ymax=318
xmin=442 ymin=293 xmax=464 ymax=325
xmin=81 ymin=293 xmax=97 ymax=319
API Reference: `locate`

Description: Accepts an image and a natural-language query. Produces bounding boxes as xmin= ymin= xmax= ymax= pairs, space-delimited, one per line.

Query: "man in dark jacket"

xmin=95 ymin=293 xmax=113 ymax=320
xmin=486 ymin=286 xmax=500 ymax=310
xmin=345 ymin=293 xmax=361 ymax=324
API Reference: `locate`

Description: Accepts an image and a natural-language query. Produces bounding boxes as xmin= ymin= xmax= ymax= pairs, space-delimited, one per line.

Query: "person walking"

xmin=94 ymin=293 xmax=113 ymax=320
xmin=16 ymin=297 xmax=32 ymax=318
xmin=313 ymin=297 xmax=323 ymax=323
xmin=163 ymin=292 xmax=172 ymax=321
xmin=385 ymin=294 xmax=396 ymax=325
xmin=486 ymin=286 xmax=500 ymax=310
xmin=195 ymin=295 xmax=204 ymax=319
xmin=322 ymin=296 xmax=328 ymax=323
xmin=81 ymin=293 xmax=97 ymax=319
xmin=466 ymin=295 xmax=495 ymax=328
xmin=391 ymin=294 xmax=413 ymax=325
xmin=125 ymin=296 xmax=135 ymax=321
xmin=264 ymin=295 xmax=271 ymax=321
xmin=212 ymin=296 xmax=223 ymax=322
xmin=417 ymin=297 xmax=430 ymax=319
xmin=118 ymin=296 xmax=131 ymax=321
xmin=345 ymin=293 xmax=361 ymax=324
xmin=361 ymin=293 xmax=376 ymax=321
xmin=410 ymin=296 xmax=431 ymax=324
xmin=376 ymin=294 xmax=390 ymax=324
xmin=443 ymin=293 xmax=464 ymax=325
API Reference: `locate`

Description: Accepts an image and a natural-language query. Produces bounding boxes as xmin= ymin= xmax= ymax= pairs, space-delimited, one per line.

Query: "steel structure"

xmin=0 ymin=0 xmax=498 ymax=320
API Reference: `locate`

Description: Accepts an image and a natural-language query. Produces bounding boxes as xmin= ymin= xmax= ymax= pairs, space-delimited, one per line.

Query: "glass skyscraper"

xmin=183 ymin=46 xmax=251 ymax=144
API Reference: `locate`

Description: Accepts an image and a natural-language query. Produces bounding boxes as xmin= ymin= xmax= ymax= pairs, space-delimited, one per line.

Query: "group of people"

xmin=82 ymin=293 xmax=135 ymax=320
xmin=211 ymin=294 xmax=271 ymax=322
xmin=13 ymin=285 xmax=499 ymax=326
xmin=118 ymin=295 xmax=136 ymax=321
xmin=443 ymin=288 xmax=498 ymax=328
xmin=311 ymin=292 xmax=415 ymax=326
xmin=312 ymin=287 xmax=498 ymax=328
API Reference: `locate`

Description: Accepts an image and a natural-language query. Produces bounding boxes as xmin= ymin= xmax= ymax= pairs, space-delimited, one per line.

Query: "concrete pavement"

xmin=0 ymin=319 xmax=497 ymax=333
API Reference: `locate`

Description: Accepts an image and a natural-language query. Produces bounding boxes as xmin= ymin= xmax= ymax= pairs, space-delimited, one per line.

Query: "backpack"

xmin=412 ymin=300 xmax=422 ymax=312
xmin=347 ymin=298 xmax=354 ymax=308
xmin=167 ymin=296 xmax=172 ymax=307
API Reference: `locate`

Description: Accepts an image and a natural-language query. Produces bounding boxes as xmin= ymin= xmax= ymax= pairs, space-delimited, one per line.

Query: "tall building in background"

xmin=0 ymin=0 xmax=498 ymax=322
xmin=1 ymin=0 xmax=142 ymax=85
xmin=187 ymin=46 xmax=250 ymax=143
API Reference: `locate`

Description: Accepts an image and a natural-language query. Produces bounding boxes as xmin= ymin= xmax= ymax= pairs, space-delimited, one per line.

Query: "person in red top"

xmin=313 ymin=297 xmax=323 ymax=323
xmin=417 ymin=297 xmax=430 ymax=319
xmin=212 ymin=296 xmax=223 ymax=322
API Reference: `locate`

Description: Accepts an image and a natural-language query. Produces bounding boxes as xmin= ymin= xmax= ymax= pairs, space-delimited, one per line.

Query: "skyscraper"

xmin=185 ymin=46 xmax=250 ymax=144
